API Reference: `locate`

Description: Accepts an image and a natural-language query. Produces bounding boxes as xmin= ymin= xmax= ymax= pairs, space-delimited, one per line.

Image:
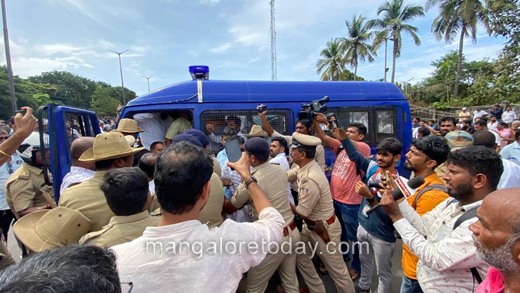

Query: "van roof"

xmin=127 ymin=80 xmax=405 ymax=106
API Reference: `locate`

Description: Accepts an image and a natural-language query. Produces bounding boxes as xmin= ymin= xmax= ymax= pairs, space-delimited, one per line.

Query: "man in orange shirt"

xmin=401 ymin=135 xmax=450 ymax=293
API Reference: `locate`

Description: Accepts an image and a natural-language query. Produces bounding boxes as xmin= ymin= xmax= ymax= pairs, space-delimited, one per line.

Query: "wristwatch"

xmin=244 ymin=176 xmax=258 ymax=189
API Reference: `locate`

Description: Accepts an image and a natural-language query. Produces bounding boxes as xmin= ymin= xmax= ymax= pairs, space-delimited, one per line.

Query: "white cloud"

xmin=248 ymin=57 xmax=260 ymax=64
xmin=199 ymin=0 xmax=220 ymax=5
xmin=209 ymin=42 xmax=233 ymax=53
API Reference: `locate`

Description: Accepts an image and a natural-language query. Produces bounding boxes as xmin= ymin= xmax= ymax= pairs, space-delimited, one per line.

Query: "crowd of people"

xmin=0 ymin=104 xmax=519 ymax=293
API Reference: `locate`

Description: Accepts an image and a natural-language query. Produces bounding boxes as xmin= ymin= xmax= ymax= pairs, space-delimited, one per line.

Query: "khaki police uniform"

xmin=271 ymin=130 xmax=326 ymax=171
xmin=59 ymin=171 xmax=115 ymax=232
xmin=199 ymin=172 xmax=224 ymax=228
xmin=289 ymin=133 xmax=354 ymax=293
xmin=79 ymin=210 xmax=159 ymax=248
xmin=5 ymin=162 xmax=55 ymax=219
xmin=232 ymin=162 xmax=300 ymax=293
xmin=212 ymin=156 xmax=221 ymax=177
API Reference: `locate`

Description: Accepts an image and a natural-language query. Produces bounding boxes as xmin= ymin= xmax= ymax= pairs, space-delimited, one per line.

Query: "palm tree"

xmin=369 ymin=0 xmax=425 ymax=83
xmin=339 ymin=15 xmax=376 ymax=80
xmin=316 ymin=38 xmax=346 ymax=81
xmin=426 ymin=0 xmax=490 ymax=97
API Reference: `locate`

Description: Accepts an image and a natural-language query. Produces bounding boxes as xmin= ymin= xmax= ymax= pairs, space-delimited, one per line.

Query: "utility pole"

xmin=142 ymin=75 xmax=152 ymax=92
xmin=2 ymin=0 xmax=16 ymax=114
xmin=384 ymin=38 xmax=387 ymax=82
xmin=405 ymin=77 xmax=414 ymax=95
xmin=270 ymin=0 xmax=277 ymax=81
xmin=109 ymin=49 xmax=128 ymax=104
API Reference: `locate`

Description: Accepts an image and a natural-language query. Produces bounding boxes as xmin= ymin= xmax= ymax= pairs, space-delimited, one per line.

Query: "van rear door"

xmin=38 ymin=104 xmax=100 ymax=202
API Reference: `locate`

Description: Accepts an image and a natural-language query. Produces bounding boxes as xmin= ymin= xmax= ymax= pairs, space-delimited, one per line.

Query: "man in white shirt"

xmin=474 ymin=120 xmax=501 ymax=151
xmin=269 ymin=137 xmax=293 ymax=204
xmin=500 ymin=131 xmax=520 ymax=166
xmin=502 ymin=105 xmax=517 ymax=124
xmin=112 ymin=141 xmax=284 ymax=293
xmin=133 ymin=113 xmax=172 ymax=150
xmin=472 ymin=130 xmax=520 ymax=190
xmin=487 ymin=116 xmax=498 ymax=130
xmin=59 ymin=137 xmax=96 ymax=194
xmin=473 ymin=108 xmax=488 ymax=123
xmin=380 ymin=146 xmax=502 ymax=292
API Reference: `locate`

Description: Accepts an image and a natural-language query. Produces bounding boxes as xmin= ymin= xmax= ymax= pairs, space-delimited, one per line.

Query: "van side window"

xmin=201 ymin=109 xmax=290 ymax=154
xmin=328 ymin=107 xmax=371 ymax=145
xmin=64 ymin=113 xmax=95 ymax=149
xmin=375 ymin=108 xmax=398 ymax=143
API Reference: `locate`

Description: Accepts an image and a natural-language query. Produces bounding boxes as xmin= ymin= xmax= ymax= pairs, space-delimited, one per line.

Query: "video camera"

xmin=297 ymin=96 xmax=330 ymax=122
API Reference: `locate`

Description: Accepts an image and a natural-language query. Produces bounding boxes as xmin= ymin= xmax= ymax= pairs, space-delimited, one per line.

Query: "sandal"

xmin=349 ymin=268 xmax=360 ymax=281
xmin=318 ymin=262 xmax=328 ymax=275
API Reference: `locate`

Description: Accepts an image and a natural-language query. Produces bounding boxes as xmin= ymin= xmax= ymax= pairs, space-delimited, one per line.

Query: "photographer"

xmin=398 ymin=135 xmax=450 ymax=293
xmin=257 ymin=105 xmax=325 ymax=171
xmin=332 ymin=128 xmax=402 ymax=293
xmin=380 ymin=146 xmax=501 ymax=292
xmin=312 ymin=112 xmax=370 ymax=280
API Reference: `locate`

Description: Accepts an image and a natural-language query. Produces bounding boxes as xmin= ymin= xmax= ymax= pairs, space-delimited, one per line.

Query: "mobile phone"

xmin=326 ymin=113 xmax=338 ymax=129
xmin=257 ymin=105 xmax=267 ymax=113
xmin=225 ymin=138 xmax=242 ymax=163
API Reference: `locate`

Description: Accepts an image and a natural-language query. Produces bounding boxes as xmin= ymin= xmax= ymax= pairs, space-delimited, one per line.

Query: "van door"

xmin=38 ymin=104 xmax=100 ymax=202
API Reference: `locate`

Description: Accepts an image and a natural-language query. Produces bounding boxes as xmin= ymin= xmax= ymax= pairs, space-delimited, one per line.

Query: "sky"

xmin=0 ymin=0 xmax=507 ymax=97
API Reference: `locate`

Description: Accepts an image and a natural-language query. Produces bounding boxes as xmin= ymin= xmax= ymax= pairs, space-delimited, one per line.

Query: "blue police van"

xmin=41 ymin=66 xmax=412 ymax=201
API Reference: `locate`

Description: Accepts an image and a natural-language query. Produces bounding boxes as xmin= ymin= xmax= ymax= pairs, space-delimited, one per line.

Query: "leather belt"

xmin=305 ymin=214 xmax=336 ymax=226
xmin=283 ymin=221 xmax=296 ymax=236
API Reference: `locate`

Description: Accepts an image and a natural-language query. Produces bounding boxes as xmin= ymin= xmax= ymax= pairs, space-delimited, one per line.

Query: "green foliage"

xmin=317 ymin=38 xmax=348 ymax=81
xmin=0 ymin=67 xmax=136 ymax=119
xmin=340 ymin=14 xmax=376 ymax=79
xmin=90 ymin=87 xmax=121 ymax=117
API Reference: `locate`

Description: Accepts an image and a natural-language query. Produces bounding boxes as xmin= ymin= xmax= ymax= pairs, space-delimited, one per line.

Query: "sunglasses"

xmin=0 ymin=136 xmax=8 ymax=141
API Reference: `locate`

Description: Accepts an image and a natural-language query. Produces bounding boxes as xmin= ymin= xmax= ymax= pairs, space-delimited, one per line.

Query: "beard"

xmin=404 ymin=160 xmax=414 ymax=171
xmin=447 ymin=181 xmax=473 ymax=201
xmin=472 ymin=234 xmax=520 ymax=273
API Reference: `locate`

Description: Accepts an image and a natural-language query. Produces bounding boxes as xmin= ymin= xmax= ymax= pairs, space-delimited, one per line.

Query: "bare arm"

xmin=0 ymin=107 xmax=37 ymax=165
xmin=257 ymin=105 xmax=275 ymax=136
xmin=312 ymin=113 xmax=337 ymax=149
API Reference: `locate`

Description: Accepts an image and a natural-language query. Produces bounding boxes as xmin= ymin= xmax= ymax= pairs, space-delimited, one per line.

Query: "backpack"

xmin=412 ymin=184 xmax=449 ymax=209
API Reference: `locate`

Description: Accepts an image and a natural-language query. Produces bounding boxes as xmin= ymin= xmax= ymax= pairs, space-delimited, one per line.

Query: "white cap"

xmin=462 ymin=107 xmax=467 ymax=111
xmin=18 ymin=132 xmax=49 ymax=160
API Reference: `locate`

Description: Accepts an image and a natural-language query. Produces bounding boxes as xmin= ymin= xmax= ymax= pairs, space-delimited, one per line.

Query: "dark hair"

xmin=428 ymin=120 xmax=436 ymax=124
xmin=445 ymin=146 xmax=503 ymax=190
xmin=0 ymin=245 xmax=121 ymax=293
xmin=138 ymin=153 xmax=159 ymax=178
xmin=348 ymin=122 xmax=367 ymax=136
xmin=463 ymin=119 xmax=472 ymax=124
xmin=472 ymin=130 xmax=497 ymax=150
xmin=411 ymin=135 xmax=450 ymax=169
xmin=439 ymin=116 xmax=456 ymax=125
xmin=516 ymin=130 xmax=520 ymax=141
xmin=499 ymin=121 xmax=507 ymax=127
xmin=222 ymin=127 xmax=237 ymax=138
xmin=376 ymin=138 xmax=402 ymax=156
xmin=271 ymin=137 xmax=288 ymax=155
xmin=101 ymin=167 xmax=149 ymax=215
xmin=150 ymin=141 xmax=165 ymax=151
xmin=297 ymin=146 xmax=316 ymax=159
xmin=95 ymin=158 xmax=116 ymax=170
xmin=476 ymin=120 xmax=487 ymax=127
xmin=295 ymin=120 xmax=312 ymax=133
xmin=154 ymin=142 xmax=213 ymax=215
xmin=226 ymin=115 xmax=241 ymax=127
xmin=417 ymin=127 xmax=431 ymax=137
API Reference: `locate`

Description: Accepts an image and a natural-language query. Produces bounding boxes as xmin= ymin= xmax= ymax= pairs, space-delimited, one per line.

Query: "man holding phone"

xmin=333 ymin=128 xmax=402 ymax=293
xmin=312 ymin=113 xmax=369 ymax=280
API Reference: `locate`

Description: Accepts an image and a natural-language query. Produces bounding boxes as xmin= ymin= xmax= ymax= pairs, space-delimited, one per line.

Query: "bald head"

xmin=470 ymin=188 xmax=520 ymax=274
xmin=70 ymin=137 xmax=95 ymax=170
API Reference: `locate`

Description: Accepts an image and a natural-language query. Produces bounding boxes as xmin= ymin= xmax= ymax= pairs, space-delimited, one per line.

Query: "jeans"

xmin=400 ymin=275 xmax=423 ymax=293
xmin=333 ymin=200 xmax=361 ymax=273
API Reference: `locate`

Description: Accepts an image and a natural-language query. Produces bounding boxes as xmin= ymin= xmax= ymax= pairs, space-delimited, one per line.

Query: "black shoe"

xmin=354 ymin=284 xmax=370 ymax=293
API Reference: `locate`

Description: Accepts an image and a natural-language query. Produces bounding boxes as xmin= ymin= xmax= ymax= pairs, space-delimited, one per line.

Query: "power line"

xmin=50 ymin=0 xmax=114 ymax=50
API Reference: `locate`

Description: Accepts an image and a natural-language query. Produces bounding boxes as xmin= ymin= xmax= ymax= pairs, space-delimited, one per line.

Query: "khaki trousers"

xmin=296 ymin=218 xmax=355 ymax=293
xmin=246 ymin=226 xmax=300 ymax=293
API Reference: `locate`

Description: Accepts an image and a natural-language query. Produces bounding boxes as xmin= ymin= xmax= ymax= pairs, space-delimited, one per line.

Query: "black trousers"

xmin=0 ymin=209 xmax=15 ymax=241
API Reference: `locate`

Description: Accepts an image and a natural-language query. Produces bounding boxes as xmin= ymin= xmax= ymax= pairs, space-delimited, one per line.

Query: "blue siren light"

xmin=189 ymin=65 xmax=210 ymax=80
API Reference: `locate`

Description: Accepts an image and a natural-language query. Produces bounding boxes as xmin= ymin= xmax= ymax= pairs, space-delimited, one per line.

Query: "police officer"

xmin=226 ymin=138 xmax=300 ymax=293
xmin=59 ymin=132 xmax=144 ymax=233
xmin=287 ymin=132 xmax=354 ymax=293
xmin=5 ymin=132 xmax=55 ymax=219
xmin=80 ymin=167 xmax=159 ymax=248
